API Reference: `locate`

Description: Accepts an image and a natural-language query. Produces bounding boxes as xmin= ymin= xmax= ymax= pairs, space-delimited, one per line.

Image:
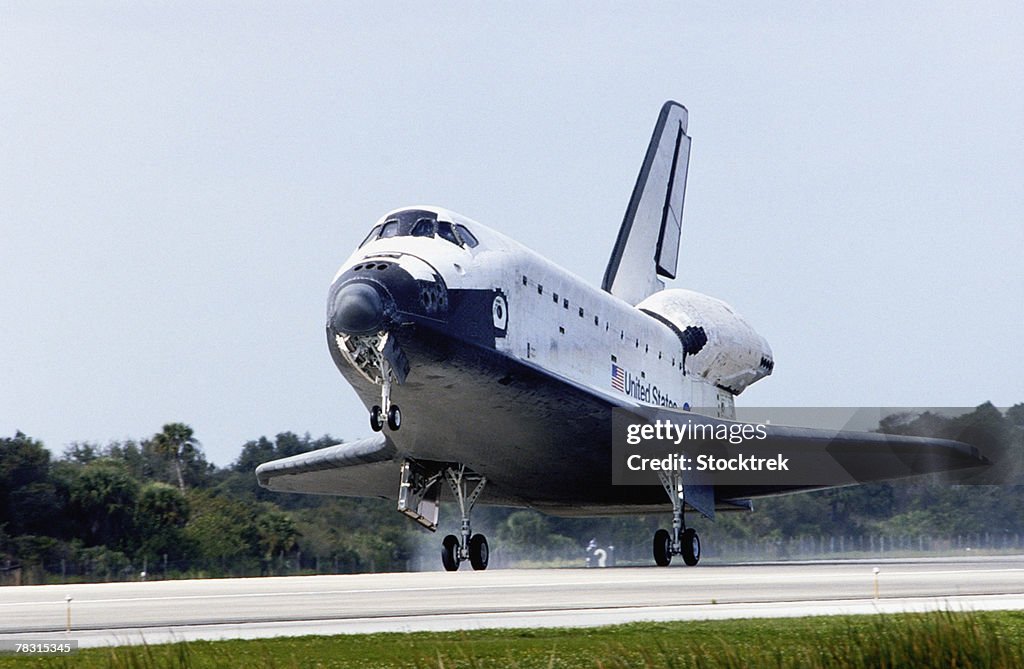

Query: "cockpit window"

xmin=379 ymin=220 xmax=401 ymax=238
xmin=454 ymin=224 xmax=479 ymax=248
xmin=436 ymin=221 xmax=459 ymax=245
xmin=359 ymin=211 xmax=480 ymax=250
xmin=411 ymin=218 xmax=434 ymax=237
xmin=359 ymin=224 xmax=382 ymax=247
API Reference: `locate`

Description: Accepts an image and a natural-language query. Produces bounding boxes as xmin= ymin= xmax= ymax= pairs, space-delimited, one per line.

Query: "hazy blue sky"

xmin=3 ymin=3 xmax=1021 ymax=466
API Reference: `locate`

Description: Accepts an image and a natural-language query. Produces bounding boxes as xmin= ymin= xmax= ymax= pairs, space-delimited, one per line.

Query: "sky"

xmin=2 ymin=3 xmax=1022 ymax=466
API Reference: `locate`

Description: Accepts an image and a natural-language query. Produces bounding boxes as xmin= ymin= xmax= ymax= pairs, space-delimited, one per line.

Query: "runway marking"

xmin=6 ymin=593 xmax=1024 ymax=636
xmin=2 ymin=568 xmax=1022 ymax=607
xmin=3 ymin=558 xmax=1023 ymax=644
xmin=5 ymin=593 xmax=1024 ymax=646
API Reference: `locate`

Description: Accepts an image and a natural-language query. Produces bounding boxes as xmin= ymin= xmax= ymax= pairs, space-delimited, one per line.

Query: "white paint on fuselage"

xmin=335 ymin=206 xmax=736 ymax=418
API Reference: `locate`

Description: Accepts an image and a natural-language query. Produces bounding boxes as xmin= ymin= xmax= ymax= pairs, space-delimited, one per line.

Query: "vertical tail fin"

xmin=602 ymin=101 xmax=691 ymax=305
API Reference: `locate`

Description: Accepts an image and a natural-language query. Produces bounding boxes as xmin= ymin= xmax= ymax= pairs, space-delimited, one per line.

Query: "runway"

xmin=1 ymin=556 xmax=1022 ymax=648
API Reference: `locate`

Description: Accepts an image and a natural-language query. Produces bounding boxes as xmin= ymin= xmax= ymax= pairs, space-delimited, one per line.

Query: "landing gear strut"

xmin=440 ymin=466 xmax=488 ymax=571
xmin=653 ymin=470 xmax=701 ymax=566
xmin=396 ymin=460 xmax=489 ymax=571
xmin=370 ymin=358 xmax=401 ymax=432
xmin=336 ymin=331 xmax=408 ymax=432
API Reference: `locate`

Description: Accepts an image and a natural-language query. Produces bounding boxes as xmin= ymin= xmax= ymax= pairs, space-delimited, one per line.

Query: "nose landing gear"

xmin=335 ymin=330 xmax=409 ymax=433
xmin=369 ymin=403 xmax=401 ymax=432
xmin=370 ymin=405 xmax=385 ymax=432
xmin=370 ymin=354 xmax=403 ymax=432
xmin=355 ymin=334 xmax=405 ymax=432
xmin=386 ymin=404 xmax=401 ymax=431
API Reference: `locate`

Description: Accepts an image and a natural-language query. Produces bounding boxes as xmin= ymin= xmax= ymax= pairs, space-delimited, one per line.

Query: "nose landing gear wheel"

xmin=386 ymin=404 xmax=402 ymax=431
xmin=441 ymin=534 xmax=460 ymax=572
xmin=681 ymin=528 xmax=700 ymax=566
xmin=653 ymin=528 xmax=672 ymax=566
xmin=370 ymin=405 xmax=384 ymax=432
xmin=468 ymin=534 xmax=489 ymax=570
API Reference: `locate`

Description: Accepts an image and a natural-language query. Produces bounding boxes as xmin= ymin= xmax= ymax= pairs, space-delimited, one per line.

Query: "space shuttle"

xmin=257 ymin=102 xmax=985 ymax=570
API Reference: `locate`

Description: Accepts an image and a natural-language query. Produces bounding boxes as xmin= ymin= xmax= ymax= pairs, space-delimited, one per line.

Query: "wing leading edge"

xmin=255 ymin=434 xmax=399 ymax=498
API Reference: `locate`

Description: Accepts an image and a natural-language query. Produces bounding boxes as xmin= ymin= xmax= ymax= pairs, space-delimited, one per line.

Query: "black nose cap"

xmin=331 ymin=283 xmax=386 ymax=335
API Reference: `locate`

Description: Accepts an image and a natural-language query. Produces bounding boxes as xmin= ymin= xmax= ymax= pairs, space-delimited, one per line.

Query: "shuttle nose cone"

xmin=330 ymin=283 xmax=386 ymax=335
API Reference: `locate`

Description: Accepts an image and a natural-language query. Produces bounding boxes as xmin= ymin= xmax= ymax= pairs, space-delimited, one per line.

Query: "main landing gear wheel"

xmin=654 ymin=470 xmax=703 ymax=567
xmin=469 ymin=533 xmax=489 ymax=570
xmin=441 ymin=534 xmax=460 ymax=572
xmin=370 ymin=405 xmax=384 ymax=432
xmin=681 ymin=528 xmax=701 ymax=566
xmin=387 ymin=404 xmax=402 ymax=431
xmin=653 ymin=528 xmax=672 ymax=566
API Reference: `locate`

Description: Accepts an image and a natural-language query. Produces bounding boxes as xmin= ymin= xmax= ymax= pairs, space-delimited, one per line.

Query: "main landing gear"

xmin=440 ymin=466 xmax=489 ymax=571
xmin=397 ymin=460 xmax=489 ymax=571
xmin=652 ymin=470 xmax=701 ymax=567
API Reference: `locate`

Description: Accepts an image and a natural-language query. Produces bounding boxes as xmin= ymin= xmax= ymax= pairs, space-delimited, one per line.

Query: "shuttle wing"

xmin=740 ymin=422 xmax=990 ymax=492
xmin=255 ymin=434 xmax=399 ymax=498
xmin=623 ymin=406 xmax=992 ymax=506
xmin=602 ymin=101 xmax=691 ymax=305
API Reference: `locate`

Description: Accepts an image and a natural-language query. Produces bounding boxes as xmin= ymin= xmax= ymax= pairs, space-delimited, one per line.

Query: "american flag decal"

xmin=611 ymin=364 xmax=626 ymax=393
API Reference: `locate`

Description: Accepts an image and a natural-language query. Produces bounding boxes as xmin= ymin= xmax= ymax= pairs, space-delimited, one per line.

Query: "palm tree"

xmin=152 ymin=423 xmax=199 ymax=493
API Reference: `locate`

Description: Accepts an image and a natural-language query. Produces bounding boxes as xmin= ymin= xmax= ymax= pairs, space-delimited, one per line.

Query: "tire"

xmin=653 ymin=529 xmax=672 ymax=566
xmin=370 ymin=405 xmax=384 ymax=432
xmin=681 ymin=528 xmax=700 ymax=566
xmin=387 ymin=404 xmax=402 ymax=431
xmin=468 ymin=534 xmax=489 ymax=571
xmin=441 ymin=534 xmax=460 ymax=571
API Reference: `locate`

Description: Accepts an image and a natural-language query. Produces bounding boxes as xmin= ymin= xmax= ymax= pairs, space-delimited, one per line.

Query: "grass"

xmin=3 ymin=610 xmax=1023 ymax=668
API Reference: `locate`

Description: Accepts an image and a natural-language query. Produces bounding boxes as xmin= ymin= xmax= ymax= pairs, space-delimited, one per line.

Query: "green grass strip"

xmin=4 ymin=610 xmax=1023 ymax=669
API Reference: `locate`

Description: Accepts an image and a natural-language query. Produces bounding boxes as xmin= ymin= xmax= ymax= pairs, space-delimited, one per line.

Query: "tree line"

xmin=1 ymin=403 xmax=1021 ymax=583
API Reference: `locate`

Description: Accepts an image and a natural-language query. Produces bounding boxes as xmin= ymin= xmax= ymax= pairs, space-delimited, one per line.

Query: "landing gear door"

xmin=398 ymin=460 xmax=441 ymax=531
